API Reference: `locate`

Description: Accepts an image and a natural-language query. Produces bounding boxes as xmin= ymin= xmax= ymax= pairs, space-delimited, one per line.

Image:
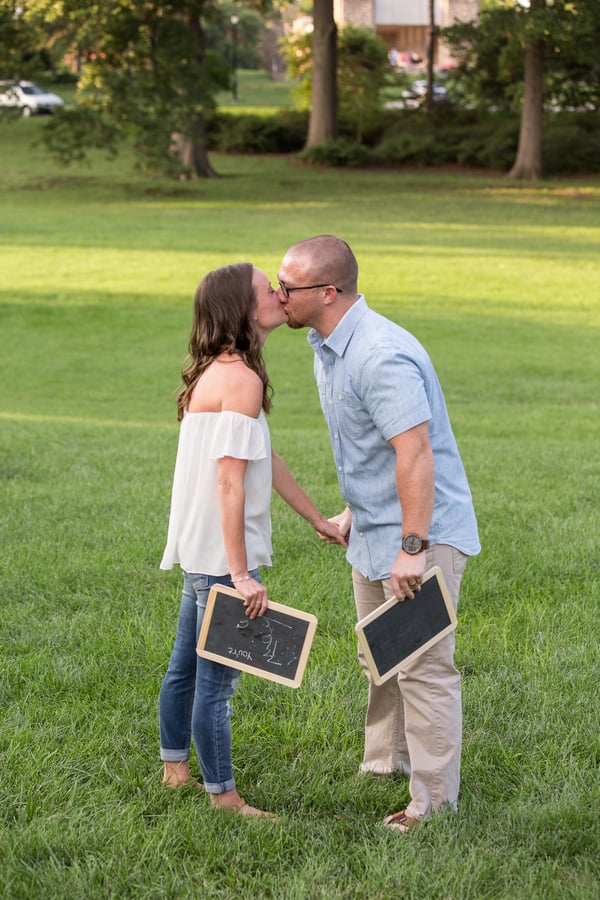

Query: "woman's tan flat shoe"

xmin=162 ymin=765 xmax=203 ymax=790
xmin=213 ymin=796 xmax=278 ymax=819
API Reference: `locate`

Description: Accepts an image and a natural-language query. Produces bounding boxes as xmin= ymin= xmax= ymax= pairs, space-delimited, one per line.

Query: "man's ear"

xmin=322 ymin=285 xmax=338 ymax=307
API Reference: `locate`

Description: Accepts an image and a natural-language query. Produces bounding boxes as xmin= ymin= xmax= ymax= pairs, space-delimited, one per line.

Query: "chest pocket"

xmin=339 ymin=391 xmax=372 ymax=439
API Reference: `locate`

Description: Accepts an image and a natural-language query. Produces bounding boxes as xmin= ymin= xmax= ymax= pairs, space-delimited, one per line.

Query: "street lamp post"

xmin=230 ymin=15 xmax=239 ymax=102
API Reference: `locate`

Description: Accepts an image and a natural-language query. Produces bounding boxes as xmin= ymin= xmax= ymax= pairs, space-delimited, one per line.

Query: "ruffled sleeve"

xmin=208 ymin=410 xmax=268 ymax=461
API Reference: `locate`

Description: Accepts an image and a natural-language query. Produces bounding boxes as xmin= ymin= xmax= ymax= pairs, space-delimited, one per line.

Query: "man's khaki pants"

xmin=352 ymin=544 xmax=468 ymax=820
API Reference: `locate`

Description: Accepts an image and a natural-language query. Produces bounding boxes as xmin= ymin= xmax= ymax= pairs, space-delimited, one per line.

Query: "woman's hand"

xmin=233 ymin=576 xmax=268 ymax=619
xmin=316 ymin=516 xmax=348 ymax=546
xmin=318 ymin=507 xmax=352 ymax=544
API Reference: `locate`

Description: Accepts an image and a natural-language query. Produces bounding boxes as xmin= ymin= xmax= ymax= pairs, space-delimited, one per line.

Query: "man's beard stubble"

xmin=284 ymin=311 xmax=305 ymax=330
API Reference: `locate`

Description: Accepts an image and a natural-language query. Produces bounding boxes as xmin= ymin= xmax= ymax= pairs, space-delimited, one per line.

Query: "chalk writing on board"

xmin=235 ymin=616 xmax=298 ymax=669
xmin=228 ymin=645 xmax=253 ymax=662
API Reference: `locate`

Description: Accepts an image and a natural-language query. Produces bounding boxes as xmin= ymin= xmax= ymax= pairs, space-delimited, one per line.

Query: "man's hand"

xmin=390 ymin=550 xmax=427 ymax=601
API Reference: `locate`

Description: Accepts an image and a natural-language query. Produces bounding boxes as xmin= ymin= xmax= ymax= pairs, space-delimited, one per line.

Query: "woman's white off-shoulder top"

xmin=160 ymin=410 xmax=272 ymax=575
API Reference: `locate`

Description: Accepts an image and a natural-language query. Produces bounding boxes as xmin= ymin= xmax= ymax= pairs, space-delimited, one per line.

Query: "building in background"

xmin=333 ymin=0 xmax=479 ymax=69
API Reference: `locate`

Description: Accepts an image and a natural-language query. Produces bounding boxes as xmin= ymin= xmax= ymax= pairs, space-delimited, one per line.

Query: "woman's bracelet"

xmin=231 ymin=574 xmax=251 ymax=583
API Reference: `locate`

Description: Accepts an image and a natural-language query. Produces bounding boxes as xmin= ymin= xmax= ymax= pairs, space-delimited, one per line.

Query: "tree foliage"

xmin=0 ymin=1 xmax=53 ymax=81
xmin=204 ymin=2 xmax=273 ymax=71
xmin=74 ymin=1 xmax=230 ymax=176
xmin=442 ymin=0 xmax=600 ymax=113
xmin=2 ymin=0 xmax=246 ymax=177
xmin=442 ymin=0 xmax=600 ymax=179
xmin=282 ymin=23 xmax=389 ymax=142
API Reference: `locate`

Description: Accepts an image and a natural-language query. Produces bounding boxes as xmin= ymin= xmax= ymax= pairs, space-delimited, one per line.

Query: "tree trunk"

xmin=171 ymin=127 xmax=217 ymax=179
xmin=426 ymin=0 xmax=436 ymax=113
xmin=305 ymin=0 xmax=337 ymax=148
xmin=508 ymin=28 xmax=545 ymax=179
xmin=171 ymin=11 xmax=218 ymax=178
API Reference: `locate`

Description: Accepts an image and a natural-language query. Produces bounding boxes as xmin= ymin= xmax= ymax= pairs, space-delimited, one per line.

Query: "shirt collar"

xmin=308 ymin=295 xmax=368 ymax=357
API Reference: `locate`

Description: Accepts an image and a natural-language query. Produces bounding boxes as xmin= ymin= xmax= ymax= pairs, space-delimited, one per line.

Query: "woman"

xmin=158 ymin=263 xmax=345 ymax=818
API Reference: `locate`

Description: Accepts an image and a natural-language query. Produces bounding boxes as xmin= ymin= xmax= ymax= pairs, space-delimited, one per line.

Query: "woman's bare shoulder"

xmin=219 ymin=358 xmax=263 ymax=417
xmin=188 ymin=355 xmax=263 ymax=417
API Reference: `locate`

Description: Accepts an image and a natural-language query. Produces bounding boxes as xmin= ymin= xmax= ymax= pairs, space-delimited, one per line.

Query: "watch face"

xmin=403 ymin=534 xmax=422 ymax=554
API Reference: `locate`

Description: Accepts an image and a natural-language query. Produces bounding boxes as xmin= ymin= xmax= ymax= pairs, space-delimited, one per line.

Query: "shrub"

xmin=542 ymin=113 xmax=600 ymax=175
xmin=338 ymin=110 xmax=387 ymax=148
xmin=207 ymin=109 xmax=308 ymax=153
xmin=207 ymin=105 xmax=599 ymax=175
xmin=454 ymin=114 xmax=519 ymax=169
xmin=373 ymin=131 xmax=428 ymax=166
xmin=374 ymin=125 xmax=456 ymax=167
xmin=273 ymin=109 xmax=310 ymax=149
xmin=299 ymin=138 xmax=374 ymax=168
xmin=53 ymin=69 xmax=79 ymax=85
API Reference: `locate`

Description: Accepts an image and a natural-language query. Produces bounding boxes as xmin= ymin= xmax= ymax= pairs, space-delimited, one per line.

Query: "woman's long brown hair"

xmin=176 ymin=263 xmax=272 ymax=421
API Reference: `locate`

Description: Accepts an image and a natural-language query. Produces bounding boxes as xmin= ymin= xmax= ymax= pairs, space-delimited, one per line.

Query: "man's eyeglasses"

xmin=277 ymin=279 xmax=343 ymax=300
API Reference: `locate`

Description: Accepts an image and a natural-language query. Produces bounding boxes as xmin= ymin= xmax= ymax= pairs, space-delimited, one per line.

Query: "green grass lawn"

xmin=216 ymin=68 xmax=297 ymax=113
xmin=44 ymin=69 xmax=297 ymax=116
xmin=0 ymin=116 xmax=599 ymax=899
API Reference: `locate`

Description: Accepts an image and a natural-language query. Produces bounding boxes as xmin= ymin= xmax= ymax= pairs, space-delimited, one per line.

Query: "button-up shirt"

xmin=308 ymin=296 xmax=480 ymax=580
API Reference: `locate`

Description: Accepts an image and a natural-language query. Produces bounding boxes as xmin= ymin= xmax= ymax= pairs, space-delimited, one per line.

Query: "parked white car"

xmin=412 ymin=80 xmax=448 ymax=100
xmin=0 ymin=81 xmax=64 ymax=116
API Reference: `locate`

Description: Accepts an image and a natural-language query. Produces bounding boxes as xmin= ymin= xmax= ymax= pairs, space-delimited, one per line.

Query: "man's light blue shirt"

xmin=308 ymin=296 xmax=480 ymax=581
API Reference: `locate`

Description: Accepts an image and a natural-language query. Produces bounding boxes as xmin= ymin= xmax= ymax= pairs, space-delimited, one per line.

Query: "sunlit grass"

xmin=216 ymin=68 xmax=297 ymax=111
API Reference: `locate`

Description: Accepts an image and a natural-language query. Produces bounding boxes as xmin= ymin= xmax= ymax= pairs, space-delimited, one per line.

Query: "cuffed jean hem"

xmin=160 ymin=748 xmax=190 ymax=763
xmin=204 ymin=778 xmax=237 ymax=795
xmin=159 ymin=568 xmax=261 ymax=792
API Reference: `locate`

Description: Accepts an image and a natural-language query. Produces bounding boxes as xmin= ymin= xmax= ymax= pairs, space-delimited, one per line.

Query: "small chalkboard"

xmin=355 ymin=566 xmax=456 ymax=685
xmin=196 ymin=584 xmax=317 ymax=688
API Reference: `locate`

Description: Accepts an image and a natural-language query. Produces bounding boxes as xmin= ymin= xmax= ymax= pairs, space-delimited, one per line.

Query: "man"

xmin=277 ymin=235 xmax=480 ymax=832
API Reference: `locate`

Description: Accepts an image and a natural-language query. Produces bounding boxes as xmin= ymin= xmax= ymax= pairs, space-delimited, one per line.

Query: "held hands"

xmin=390 ymin=550 xmax=427 ymax=601
xmin=316 ymin=507 xmax=351 ymax=546
xmin=232 ymin=576 xmax=268 ymax=619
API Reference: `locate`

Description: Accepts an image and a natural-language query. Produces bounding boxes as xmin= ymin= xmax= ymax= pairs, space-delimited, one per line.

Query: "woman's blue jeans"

xmin=159 ymin=570 xmax=257 ymax=794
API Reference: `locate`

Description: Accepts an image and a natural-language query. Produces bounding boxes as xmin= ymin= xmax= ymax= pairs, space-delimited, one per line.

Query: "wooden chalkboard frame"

xmin=196 ymin=584 xmax=318 ymax=688
xmin=355 ymin=566 xmax=456 ymax=685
